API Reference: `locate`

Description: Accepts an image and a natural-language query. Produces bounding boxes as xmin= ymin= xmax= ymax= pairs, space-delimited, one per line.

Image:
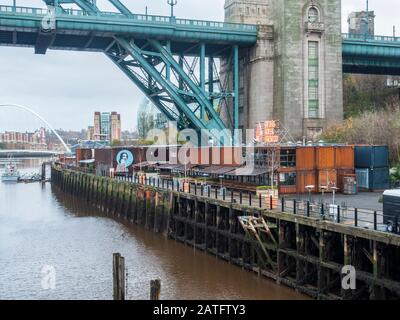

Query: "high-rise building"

xmin=94 ymin=112 xmax=101 ymax=140
xmin=348 ymin=11 xmax=375 ymax=37
xmin=223 ymin=0 xmax=343 ymax=140
xmin=110 ymin=112 xmax=121 ymax=142
xmin=87 ymin=126 xmax=95 ymax=140
xmin=92 ymin=111 xmax=121 ymax=141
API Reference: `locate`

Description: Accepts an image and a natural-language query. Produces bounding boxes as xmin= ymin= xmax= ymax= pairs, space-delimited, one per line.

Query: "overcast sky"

xmin=0 ymin=0 xmax=399 ymax=132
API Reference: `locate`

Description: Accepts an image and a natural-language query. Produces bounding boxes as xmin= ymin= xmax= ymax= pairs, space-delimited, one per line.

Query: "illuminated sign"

xmin=255 ymin=120 xmax=280 ymax=144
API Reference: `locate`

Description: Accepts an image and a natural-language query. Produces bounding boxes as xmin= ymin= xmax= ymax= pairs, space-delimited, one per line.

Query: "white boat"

xmin=1 ymin=159 xmax=20 ymax=182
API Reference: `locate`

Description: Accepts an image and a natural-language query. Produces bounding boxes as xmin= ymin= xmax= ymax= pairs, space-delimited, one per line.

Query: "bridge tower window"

xmin=308 ymin=7 xmax=319 ymax=23
xmin=308 ymin=41 xmax=319 ymax=118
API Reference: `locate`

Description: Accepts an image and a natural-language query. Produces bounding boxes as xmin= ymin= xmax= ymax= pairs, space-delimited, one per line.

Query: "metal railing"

xmin=280 ymin=197 xmax=399 ymax=234
xmin=0 ymin=5 xmax=258 ymax=32
xmin=342 ymin=33 xmax=400 ymax=43
xmin=58 ymin=167 xmax=400 ymax=236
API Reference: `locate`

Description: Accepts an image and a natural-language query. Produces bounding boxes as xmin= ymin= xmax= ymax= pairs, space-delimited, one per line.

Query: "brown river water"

xmin=0 ymin=159 xmax=307 ymax=300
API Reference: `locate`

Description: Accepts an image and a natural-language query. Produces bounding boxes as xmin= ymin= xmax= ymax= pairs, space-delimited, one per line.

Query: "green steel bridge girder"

xmin=115 ymin=37 xmax=210 ymax=131
xmin=111 ymin=37 xmax=234 ymax=144
xmin=147 ymin=39 xmax=229 ymax=131
xmin=0 ymin=5 xmax=257 ymax=46
xmin=342 ymin=35 xmax=400 ymax=75
xmin=45 ymin=0 xmax=133 ymax=17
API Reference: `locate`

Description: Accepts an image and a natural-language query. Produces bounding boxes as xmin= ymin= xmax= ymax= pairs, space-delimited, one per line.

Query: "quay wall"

xmin=51 ymin=167 xmax=400 ymax=300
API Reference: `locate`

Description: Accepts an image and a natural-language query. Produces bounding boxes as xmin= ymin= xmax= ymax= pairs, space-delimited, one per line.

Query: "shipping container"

xmin=76 ymin=148 xmax=93 ymax=165
xmin=316 ymin=147 xmax=335 ymax=170
xmin=342 ymin=175 xmax=358 ymax=195
xmin=356 ymin=167 xmax=390 ymax=191
xmin=296 ymin=171 xmax=317 ymax=194
xmin=278 ymin=168 xmax=298 ymax=194
xmin=233 ymin=147 xmax=247 ymax=167
xmin=356 ymin=168 xmax=369 ymax=189
xmin=220 ymin=147 xmax=233 ymax=166
xmin=354 ymin=146 xmax=389 ymax=168
xmin=337 ymin=169 xmax=355 ymax=191
xmin=94 ymin=148 xmax=113 ymax=166
xmin=335 ymin=146 xmax=354 ymax=169
xmin=296 ymin=147 xmax=316 ymax=170
xmin=279 ymin=185 xmax=297 ymax=195
xmin=199 ymin=147 xmax=211 ymax=166
xmin=317 ymin=169 xmax=337 ymax=192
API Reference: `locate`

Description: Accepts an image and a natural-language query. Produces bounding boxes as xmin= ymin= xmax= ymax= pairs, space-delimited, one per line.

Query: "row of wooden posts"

xmin=113 ymin=253 xmax=161 ymax=300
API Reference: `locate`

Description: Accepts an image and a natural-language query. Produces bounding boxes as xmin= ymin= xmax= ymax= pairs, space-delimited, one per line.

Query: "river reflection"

xmin=0 ymin=159 xmax=307 ymax=300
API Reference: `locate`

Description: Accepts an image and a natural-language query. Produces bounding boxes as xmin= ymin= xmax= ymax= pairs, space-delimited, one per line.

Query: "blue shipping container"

xmin=356 ymin=167 xmax=390 ymax=191
xmin=354 ymin=146 xmax=389 ymax=168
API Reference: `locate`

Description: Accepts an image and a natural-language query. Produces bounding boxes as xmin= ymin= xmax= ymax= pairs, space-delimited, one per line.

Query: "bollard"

xmin=374 ymin=211 xmax=378 ymax=231
xmin=354 ymin=208 xmax=358 ymax=227
xmin=281 ymin=197 xmax=285 ymax=212
xmin=259 ymin=194 xmax=262 ymax=208
xmin=249 ymin=192 xmax=252 ymax=206
xmin=270 ymin=195 xmax=273 ymax=211
xmin=337 ymin=206 xmax=341 ymax=223
xmin=240 ymin=192 xmax=243 ymax=204
xmin=307 ymin=201 xmax=310 ymax=217
xmin=293 ymin=199 xmax=297 ymax=215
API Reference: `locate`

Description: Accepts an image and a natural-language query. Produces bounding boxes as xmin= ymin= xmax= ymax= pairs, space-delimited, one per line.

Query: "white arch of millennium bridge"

xmin=0 ymin=104 xmax=71 ymax=154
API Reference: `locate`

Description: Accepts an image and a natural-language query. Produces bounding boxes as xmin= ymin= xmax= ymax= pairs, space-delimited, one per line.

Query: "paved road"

xmin=294 ymin=192 xmax=383 ymax=212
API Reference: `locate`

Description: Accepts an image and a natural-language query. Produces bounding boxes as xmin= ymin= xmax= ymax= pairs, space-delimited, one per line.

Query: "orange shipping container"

xmin=233 ymin=147 xmax=246 ymax=166
xmin=199 ymin=147 xmax=211 ymax=166
xmin=296 ymin=171 xmax=317 ymax=194
xmin=296 ymin=147 xmax=316 ymax=170
xmin=318 ymin=169 xmax=337 ymax=192
xmin=188 ymin=147 xmax=201 ymax=165
xmin=220 ymin=147 xmax=232 ymax=166
xmin=335 ymin=146 xmax=354 ymax=169
xmin=316 ymin=147 xmax=335 ymax=170
xmin=279 ymin=185 xmax=297 ymax=195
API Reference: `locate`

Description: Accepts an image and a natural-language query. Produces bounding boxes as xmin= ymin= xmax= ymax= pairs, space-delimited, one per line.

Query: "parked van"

xmin=383 ymin=190 xmax=400 ymax=234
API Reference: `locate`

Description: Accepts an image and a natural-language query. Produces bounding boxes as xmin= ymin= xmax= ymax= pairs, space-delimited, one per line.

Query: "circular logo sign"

xmin=116 ymin=150 xmax=134 ymax=171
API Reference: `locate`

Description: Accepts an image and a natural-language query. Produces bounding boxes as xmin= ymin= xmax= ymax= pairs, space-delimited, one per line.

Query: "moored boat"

xmin=1 ymin=159 xmax=20 ymax=182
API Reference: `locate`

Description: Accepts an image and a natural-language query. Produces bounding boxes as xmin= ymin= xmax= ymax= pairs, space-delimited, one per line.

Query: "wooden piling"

xmin=113 ymin=253 xmax=125 ymax=300
xmin=150 ymin=279 xmax=161 ymax=300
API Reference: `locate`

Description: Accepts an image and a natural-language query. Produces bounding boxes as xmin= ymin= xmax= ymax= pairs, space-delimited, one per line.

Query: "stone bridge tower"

xmin=224 ymin=0 xmax=343 ymax=140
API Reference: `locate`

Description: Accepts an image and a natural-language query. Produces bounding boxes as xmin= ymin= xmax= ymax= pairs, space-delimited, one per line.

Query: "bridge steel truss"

xmin=0 ymin=1 xmax=253 ymax=141
xmin=105 ymin=37 xmax=238 ymax=135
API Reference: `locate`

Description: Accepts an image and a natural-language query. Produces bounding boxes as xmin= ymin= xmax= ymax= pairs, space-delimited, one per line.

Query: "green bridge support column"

xmin=233 ymin=45 xmax=239 ymax=136
xmin=200 ymin=43 xmax=206 ymax=121
xmin=166 ymin=41 xmax=171 ymax=81
xmin=208 ymin=56 xmax=214 ymax=99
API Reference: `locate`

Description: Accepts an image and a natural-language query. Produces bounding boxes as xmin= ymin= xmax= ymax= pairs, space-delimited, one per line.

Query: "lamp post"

xmin=167 ymin=0 xmax=178 ymax=18
xmin=305 ymin=185 xmax=315 ymax=203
